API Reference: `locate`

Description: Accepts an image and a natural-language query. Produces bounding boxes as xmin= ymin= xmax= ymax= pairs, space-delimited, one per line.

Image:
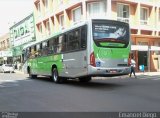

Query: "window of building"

xmin=45 ymin=20 xmax=50 ymax=36
xmin=7 ymin=38 xmax=9 ymax=48
xmin=59 ymin=14 xmax=64 ymax=28
xmin=3 ymin=41 xmax=5 ymax=48
xmin=72 ymin=7 xmax=82 ymax=23
xmin=87 ymin=1 xmax=105 ymax=18
xmin=43 ymin=0 xmax=49 ymax=12
xmin=117 ymin=3 xmax=129 ymax=23
xmin=140 ymin=7 xmax=149 ymax=25
xmin=38 ymin=23 xmax=43 ymax=37
xmin=36 ymin=1 xmax=41 ymax=17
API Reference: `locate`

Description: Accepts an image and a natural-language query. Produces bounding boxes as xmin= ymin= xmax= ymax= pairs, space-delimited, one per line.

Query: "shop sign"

xmin=10 ymin=14 xmax=35 ymax=47
xmin=4 ymin=57 xmax=7 ymax=60
xmin=0 ymin=51 xmax=13 ymax=57
xmin=12 ymin=46 xmax=23 ymax=56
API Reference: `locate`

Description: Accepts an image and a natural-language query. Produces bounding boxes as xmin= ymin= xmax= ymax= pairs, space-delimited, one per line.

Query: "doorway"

xmin=138 ymin=51 xmax=148 ymax=70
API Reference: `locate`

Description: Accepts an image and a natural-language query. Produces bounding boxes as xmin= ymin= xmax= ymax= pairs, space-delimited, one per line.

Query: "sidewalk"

xmin=14 ymin=70 xmax=25 ymax=74
xmin=136 ymin=71 xmax=160 ymax=76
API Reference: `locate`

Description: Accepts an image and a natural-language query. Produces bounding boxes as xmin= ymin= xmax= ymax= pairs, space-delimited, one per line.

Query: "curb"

xmin=136 ymin=72 xmax=160 ymax=76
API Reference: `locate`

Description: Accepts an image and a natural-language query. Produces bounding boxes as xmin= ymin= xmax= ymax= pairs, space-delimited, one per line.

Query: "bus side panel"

xmin=28 ymin=58 xmax=38 ymax=75
xmin=59 ymin=50 xmax=88 ymax=78
xmin=38 ymin=54 xmax=63 ymax=76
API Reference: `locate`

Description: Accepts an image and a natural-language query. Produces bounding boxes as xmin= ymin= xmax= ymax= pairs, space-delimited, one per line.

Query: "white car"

xmin=0 ymin=64 xmax=14 ymax=73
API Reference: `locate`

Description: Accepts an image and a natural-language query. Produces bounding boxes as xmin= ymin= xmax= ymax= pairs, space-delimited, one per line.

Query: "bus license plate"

xmin=110 ymin=70 xmax=117 ymax=73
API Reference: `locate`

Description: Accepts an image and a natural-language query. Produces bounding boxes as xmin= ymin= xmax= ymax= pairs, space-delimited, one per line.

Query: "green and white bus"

xmin=23 ymin=19 xmax=131 ymax=83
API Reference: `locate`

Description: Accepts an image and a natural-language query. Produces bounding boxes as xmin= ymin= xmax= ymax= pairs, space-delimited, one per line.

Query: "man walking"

xmin=129 ymin=56 xmax=137 ymax=78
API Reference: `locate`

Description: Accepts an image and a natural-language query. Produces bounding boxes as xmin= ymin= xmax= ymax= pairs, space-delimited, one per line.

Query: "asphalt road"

xmin=0 ymin=73 xmax=160 ymax=112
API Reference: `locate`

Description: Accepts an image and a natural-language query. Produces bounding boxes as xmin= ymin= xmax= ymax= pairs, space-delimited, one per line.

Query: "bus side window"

xmin=36 ymin=44 xmax=41 ymax=57
xmin=42 ymin=41 xmax=49 ymax=56
xmin=67 ymin=29 xmax=80 ymax=51
xmin=53 ymin=37 xmax=59 ymax=54
xmin=30 ymin=46 xmax=35 ymax=58
xmin=61 ymin=34 xmax=67 ymax=53
xmin=68 ymin=31 xmax=75 ymax=51
xmin=48 ymin=39 xmax=54 ymax=54
xmin=81 ymin=25 xmax=87 ymax=49
xmin=33 ymin=45 xmax=37 ymax=57
xmin=57 ymin=35 xmax=63 ymax=53
xmin=26 ymin=48 xmax=30 ymax=59
xmin=23 ymin=49 xmax=27 ymax=61
xmin=74 ymin=29 xmax=80 ymax=50
xmin=29 ymin=47 xmax=31 ymax=58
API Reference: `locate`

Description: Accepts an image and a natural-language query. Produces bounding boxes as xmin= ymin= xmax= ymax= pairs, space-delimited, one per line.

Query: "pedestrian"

xmin=129 ymin=56 xmax=137 ymax=78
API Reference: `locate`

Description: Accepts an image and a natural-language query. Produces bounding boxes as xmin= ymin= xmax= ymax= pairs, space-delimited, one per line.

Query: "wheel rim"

xmin=53 ymin=69 xmax=58 ymax=82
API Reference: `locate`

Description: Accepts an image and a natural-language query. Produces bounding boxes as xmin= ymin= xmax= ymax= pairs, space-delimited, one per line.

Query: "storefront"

xmin=0 ymin=50 xmax=13 ymax=64
xmin=10 ymin=13 xmax=35 ymax=65
xmin=131 ymin=36 xmax=160 ymax=72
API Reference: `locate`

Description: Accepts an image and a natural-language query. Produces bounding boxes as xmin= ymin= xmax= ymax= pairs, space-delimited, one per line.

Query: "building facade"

xmin=0 ymin=33 xmax=12 ymax=64
xmin=33 ymin=0 xmax=160 ymax=72
xmin=10 ymin=13 xmax=36 ymax=65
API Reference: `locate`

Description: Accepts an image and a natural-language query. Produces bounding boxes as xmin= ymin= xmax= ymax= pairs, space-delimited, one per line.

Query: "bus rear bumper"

xmin=88 ymin=66 xmax=131 ymax=77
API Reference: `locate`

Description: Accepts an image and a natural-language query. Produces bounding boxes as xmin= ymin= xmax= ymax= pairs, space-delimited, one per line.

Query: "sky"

xmin=0 ymin=0 xmax=33 ymax=35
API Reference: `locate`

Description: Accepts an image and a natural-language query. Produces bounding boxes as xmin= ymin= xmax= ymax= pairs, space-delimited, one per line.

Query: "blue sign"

xmin=139 ymin=65 xmax=144 ymax=72
xmin=96 ymin=62 xmax=101 ymax=67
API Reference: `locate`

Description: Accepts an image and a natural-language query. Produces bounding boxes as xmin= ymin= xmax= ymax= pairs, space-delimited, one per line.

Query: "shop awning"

xmin=131 ymin=45 xmax=148 ymax=51
xmin=150 ymin=46 xmax=160 ymax=51
xmin=131 ymin=45 xmax=160 ymax=51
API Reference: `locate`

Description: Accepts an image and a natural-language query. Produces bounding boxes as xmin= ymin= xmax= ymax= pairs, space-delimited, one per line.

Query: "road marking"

xmin=0 ymin=83 xmax=19 ymax=88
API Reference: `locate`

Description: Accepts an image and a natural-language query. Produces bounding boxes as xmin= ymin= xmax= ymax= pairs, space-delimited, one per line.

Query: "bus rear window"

xmin=92 ymin=22 xmax=129 ymax=48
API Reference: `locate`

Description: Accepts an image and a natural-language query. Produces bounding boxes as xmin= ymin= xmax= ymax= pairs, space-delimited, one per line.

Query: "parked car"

xmin=0 ymin=64 xmax=14 ymax=73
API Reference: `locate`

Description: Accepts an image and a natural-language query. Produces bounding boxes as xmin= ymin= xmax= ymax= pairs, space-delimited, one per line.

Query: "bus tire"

xmin=32 ymin=75 xmax=37 ymax=79
xmin=79 ymin=77 xmax=92 ymax=82
xmin=52 ymin=68 xmax=61 ymax=83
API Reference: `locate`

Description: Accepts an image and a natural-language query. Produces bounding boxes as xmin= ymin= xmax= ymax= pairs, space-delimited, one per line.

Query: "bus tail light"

xmin=90 ymin=52 xmax=96 ymax=67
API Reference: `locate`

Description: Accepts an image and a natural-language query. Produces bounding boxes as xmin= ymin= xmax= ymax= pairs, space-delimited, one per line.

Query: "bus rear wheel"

xmin=52 ymin=68 xmax=62 ymax=83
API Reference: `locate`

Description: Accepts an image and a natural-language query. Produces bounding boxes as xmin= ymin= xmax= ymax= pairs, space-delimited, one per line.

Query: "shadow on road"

xmin=30 ymin=76 xmax=124 ymax=90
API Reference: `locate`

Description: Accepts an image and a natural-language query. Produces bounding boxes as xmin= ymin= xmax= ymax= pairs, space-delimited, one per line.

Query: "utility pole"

xmin=148 ymin=46 xmax=151 ymax=72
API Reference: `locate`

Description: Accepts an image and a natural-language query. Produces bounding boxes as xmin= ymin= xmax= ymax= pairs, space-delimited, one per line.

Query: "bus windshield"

xmin=92 ymin=21 xmax=129 ymax=48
